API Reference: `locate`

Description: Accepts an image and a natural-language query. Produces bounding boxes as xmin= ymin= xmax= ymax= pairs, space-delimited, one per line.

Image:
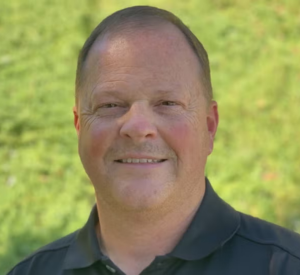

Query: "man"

xmin=8 ymin=6 xmax=300 ymax=275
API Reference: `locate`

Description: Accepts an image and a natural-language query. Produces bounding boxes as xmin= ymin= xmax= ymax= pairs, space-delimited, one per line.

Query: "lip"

xmin=113 ymin=155 xmax=167 ymax=165
xmin=114 ymin=160 xmax=167 ymax=168
xmin=114 ymin=155 xmax=166 ymax=161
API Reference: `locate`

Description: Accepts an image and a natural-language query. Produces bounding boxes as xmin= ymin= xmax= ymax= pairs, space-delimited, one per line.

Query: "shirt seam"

xmin=235 ymin=232 xmax=300 ymax=261
xmin=8 ymin=240 xmax=73 ymax=272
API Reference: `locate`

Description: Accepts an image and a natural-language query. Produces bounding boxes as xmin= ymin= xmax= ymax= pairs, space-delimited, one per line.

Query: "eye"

xmin=101 ymin=103 xmax=118 ymax=108
xmin=161 ymin=101 xmax=177 ymax=106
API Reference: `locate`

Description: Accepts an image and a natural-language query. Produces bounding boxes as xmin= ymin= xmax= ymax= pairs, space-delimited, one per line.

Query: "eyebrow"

xmin=92 ymin=88 xmax=180 ymax=99
xmin=93 ymin=89 xmax=121 ymax=97
xmin=91 ymin=89 xmax=122 ymax=102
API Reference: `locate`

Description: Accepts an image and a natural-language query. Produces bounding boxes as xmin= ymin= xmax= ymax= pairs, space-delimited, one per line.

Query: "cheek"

xmin=164 ymin=121 xmax=195 ymax=154
xmin=80 ymin=121 xmax=116 ymax=160
xmin=168 ymin=123 xmax=190 ymax=147
xmin=163 ymin=119 xmax=209 ymax=161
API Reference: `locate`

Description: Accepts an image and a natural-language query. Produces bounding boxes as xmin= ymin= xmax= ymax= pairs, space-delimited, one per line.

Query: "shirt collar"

xmin=170 ymin=178 xmax=240 ymax=260
xmin=64 ymin=205 xmax=103 ymax=269
xmin=64 ymin=178 xmax=240 ymax=269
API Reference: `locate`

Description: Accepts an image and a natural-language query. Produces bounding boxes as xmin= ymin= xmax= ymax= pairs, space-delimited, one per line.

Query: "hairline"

xmin=75 ymin=9 xmax=213 ymax=106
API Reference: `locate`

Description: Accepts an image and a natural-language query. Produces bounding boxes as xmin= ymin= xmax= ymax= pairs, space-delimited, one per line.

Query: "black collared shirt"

xmin=7 ymin=179 xmax=300 ymax=274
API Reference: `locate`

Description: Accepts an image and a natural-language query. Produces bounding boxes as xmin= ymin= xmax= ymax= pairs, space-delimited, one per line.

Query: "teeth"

xmin=119 ymin=158 xmax=163 ymax=163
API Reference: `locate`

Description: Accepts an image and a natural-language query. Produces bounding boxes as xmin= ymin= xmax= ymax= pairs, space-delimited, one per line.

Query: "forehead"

xmin=80 ymin=23 xmax=203 ymax=99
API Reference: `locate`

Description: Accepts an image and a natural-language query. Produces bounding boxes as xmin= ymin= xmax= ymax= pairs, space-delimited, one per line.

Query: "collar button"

xmin=105 ymin=265 xmax=116 ymax=273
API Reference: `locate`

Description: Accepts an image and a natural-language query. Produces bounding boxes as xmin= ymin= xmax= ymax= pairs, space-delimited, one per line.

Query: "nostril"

xmin=119 ymin=118 xmax=157 ymax=140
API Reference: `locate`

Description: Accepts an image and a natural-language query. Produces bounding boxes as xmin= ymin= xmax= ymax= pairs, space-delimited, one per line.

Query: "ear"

xmin=73 ymin=106 xmax=80 ymax=136
xmin=206 ymin=100 xmax=219 ymax=155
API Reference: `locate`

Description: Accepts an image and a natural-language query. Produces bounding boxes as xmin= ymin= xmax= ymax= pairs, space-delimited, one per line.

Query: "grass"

xmin=1 ymin=0 xmax=300 ymax=273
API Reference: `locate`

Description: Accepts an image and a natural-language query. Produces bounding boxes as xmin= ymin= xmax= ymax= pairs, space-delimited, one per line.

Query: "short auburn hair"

xmin=75 ymin=6 xmax=213 ymax=103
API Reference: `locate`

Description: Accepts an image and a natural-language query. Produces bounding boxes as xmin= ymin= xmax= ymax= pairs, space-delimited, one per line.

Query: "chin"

xmin=110 ymin=179 xmax=174 ymax=211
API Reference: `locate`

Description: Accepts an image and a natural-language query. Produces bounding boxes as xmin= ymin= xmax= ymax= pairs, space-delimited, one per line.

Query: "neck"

xmin=94 ymin=179 xmax=206 ymax=275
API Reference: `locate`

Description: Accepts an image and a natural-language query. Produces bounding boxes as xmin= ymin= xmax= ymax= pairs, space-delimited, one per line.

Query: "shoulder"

xmin=7 ymin=230 xmax=78 ymax=275
xmin=237 ymin=212 xmax=300 ymax=260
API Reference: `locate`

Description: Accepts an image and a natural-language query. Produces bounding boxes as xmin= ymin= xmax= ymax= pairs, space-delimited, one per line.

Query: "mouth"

xmin=115 ymin=158 xmax=167 ymax=164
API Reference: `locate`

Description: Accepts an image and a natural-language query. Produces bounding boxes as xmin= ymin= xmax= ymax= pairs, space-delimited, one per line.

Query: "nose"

xmin=119 ymin=102 xmax=157 ymax=142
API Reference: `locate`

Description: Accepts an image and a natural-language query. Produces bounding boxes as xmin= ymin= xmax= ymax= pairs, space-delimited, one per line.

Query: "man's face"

xmin=74 ymin=24 xmax=218 ymax=210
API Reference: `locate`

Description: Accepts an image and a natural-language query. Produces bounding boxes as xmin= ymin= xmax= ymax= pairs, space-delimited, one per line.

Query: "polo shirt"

xmin=7 ymin=178 xmax=300 ymax=274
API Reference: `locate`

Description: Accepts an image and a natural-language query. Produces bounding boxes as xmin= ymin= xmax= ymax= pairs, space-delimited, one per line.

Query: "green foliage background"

xmin=0 ymin=0 xmax=299 ymax=273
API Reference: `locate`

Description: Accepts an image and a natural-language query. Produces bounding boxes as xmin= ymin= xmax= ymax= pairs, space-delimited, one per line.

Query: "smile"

xmin=115 ymin=158 xmax=166 ymax=163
